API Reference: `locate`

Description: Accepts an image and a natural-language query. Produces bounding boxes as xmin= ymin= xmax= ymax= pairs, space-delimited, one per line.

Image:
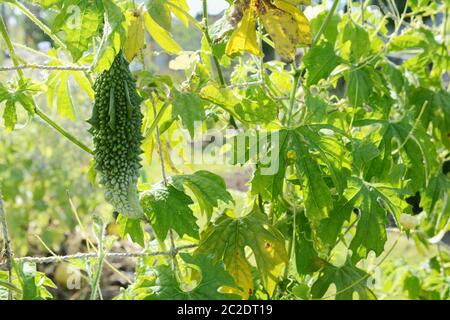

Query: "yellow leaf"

xmin=273 ymin=0 xmax=312 ymax=45
xmin=195 ymin=207 xmax=288 ymax=298
xmin=123 ymin=9 xmax=145 ymax=62
xmin=223 ymin=250 xmax=254 ymax=299
xmin=260 ymin=6 xmax=299 ymax=62
xmin=225 ymin=8 xmax=261 ymax=57
xmin=167 ymin=0 xmax=190 ymax=28
xmin=260 ymin=0 xmax=312 ymax=62
xmin=144 ymin=11 xmax=182 ymax=54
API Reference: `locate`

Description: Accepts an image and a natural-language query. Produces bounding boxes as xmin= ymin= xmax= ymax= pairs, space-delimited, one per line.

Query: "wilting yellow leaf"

xmin=223 ymin=250 xmax=254 ymax=299
xmin=260 ymin=0 xmax=312 ymax=62
xmin=273 ymin=0 xmax=312 ymax=45
xmin=144 ymin=11 xmax=182 ymax=54
xmin=225 ymin=8 xmax=261 ymax=57
xmin=260 ymin=6 xmax=300 ymax=62
xmin=123 ymin=9 xmax=145 ymax=62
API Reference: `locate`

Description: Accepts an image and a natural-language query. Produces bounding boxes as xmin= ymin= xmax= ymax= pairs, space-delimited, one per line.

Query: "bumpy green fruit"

xmin=88 ymin=53 xmax=143 ymax=218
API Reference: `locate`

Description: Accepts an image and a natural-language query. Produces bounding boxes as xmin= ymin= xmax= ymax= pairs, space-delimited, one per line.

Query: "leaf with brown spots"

xmin=260 ymin=0 xmax=311 ymax=62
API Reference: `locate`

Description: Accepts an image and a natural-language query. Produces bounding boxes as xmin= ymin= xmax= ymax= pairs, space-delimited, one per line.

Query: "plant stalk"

xmin=0 ymin=190 xmax=13 ymax=300
xmin=312 ymin=0 xmax=340 ymax=47
xmin=202 ymin=0 xmax=225 ymax=86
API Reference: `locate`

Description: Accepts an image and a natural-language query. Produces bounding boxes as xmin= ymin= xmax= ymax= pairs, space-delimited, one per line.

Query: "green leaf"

xmin=390 ymin=122 xmax=437 ymax=191
xmin=236 ymin=86 xmax=278 ymax=124
xmin=54 ymin=0 xmax=101 ymax=61
xmin=295 ymin=211 xmax=326 ymax=275
xmin=144 ymin=11 xmax=181 ymax=54
xmin=3 ymin=100 xmax=17 ymax=132
xmin=0 ymin=279 xmax=21 ymax=294
xmin=310 ymin=10 xmax=340 ymax=45
xmin=250 ymin=127 xmax=348 ymax=209
xmin=171 ymin=170 xmax=233 ymax=219
xmin=93 ymin=0 xmax=125 ymax=72
xmin=356 ymin=118 xmax=439 ymax=191
xmin=56 ymin=73 xmax=76 ymax=120
xmin=116 ymin=214 xmax=145 ymax=247
xmin=146 ymin=0 xmax=172 ymax=30
xmin=141 ymin=183 xmax=199 ymax=241
xmin=304 ymin=41 xmax=341 ymax=86
xmin=172 ymin=90 xmax=205 ymax=138
xmin=305 ymin=92 xmax=328 ymax=123
xmin=344 ymin=177 xmax=405 ymax=263
xmin=289 ymin=129 xmax=334 ymax=222
xmin=346 ymin=68 xmax=372 ymax=108
xmin=422 ymin=174 xmax=450 ymax=238
xmin=382 ymin=61 xmax=404 ymax=93
xmin=200 ymin=83 xmax=277 ymax=124
xmin=311 ymin=258 xmax=377 ymax=300
xmin=28 ymin=0 xmax=63 ymax=8
xmin=249 ymin=130 xmax=289 ymax=201
xmin=407 ymin=88 xmax=450 ymax=148
xmin=200 ymin=83 xmax=241 ymax=109
xmin=13 ymin=261 xmax=55 ymax=300
xmin=0 ymin=80 xmax=37 ymax=131
xmin=341 ymin=20 xmax=370 ymax=62
xmin=351 ymin=140 xmax=380 ymax=175
xmin=196 ymin=206 xmax=288 ymax=297
xmin=132 ymin=253 xmax=239 ymax=300
xmin=316 ymin=197 xmax=354 ymax=253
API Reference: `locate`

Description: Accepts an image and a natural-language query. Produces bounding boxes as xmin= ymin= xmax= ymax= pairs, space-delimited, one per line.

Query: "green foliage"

xmin=171 ymin=170 xmax=233 ymax=219
xmin=0 ymin=262 xmax=56 ymax=300
xmin=51 ymin=0 xmax=102 ymax=61
xmin=141 ymin=183 xmax=199 ymax=241
xmin=121 ymin=253 xmax=239 ymax=300
xmin=311 ymin=259 xmax=376 ymax=300
xmin=0 ymin=79 xmax=38 ymax=131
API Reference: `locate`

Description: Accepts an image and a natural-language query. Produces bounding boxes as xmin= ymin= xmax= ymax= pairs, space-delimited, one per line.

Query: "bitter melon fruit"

xmin=88 ymin=52 xmax=143 ymax=218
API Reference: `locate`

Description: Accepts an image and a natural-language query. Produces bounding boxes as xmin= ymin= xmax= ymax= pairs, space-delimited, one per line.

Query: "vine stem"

xmin=286 ymin=64 xmax=301 ymax=127
xmin=281 ymin=0 xmax=342 ymax=294
xmin=35 ymin=109 xmax=94 ymax=154
xmin=285 ymin=0 xmax=340 ymax=128
xmin=151 ymin=100 xmax=168 ymax=186
xmin=312 ymin=0 xmax=340 ymax=47
xmin=202 ymin=0 xmax=238 ymax=128
xmin=90 ymin=224 xmax=106 ymax=300
xmin=13 ymin=0 xmax=66 ymax=50
xmin=151 ymin=96 xmax=177 ymax=271
xmin=0 ymin=190 xmax=13 ymax=300
xmin=0 ymin=16 xmax=24 ymax=79
xmin=202 ymin=0 xmax=225 ymax=86
xmin=0 ymin=16 xmax=94 ymax=156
